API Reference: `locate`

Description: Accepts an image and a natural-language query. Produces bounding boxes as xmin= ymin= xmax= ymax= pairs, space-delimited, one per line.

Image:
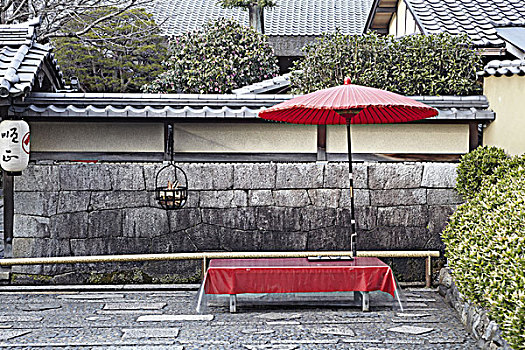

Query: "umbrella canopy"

xmin=259 ymin=78 xmax=438 ymax=125
xmin=258 ymin=78 xmax=438 ymax=257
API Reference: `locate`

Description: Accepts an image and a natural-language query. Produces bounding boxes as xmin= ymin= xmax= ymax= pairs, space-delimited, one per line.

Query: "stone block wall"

xmin=10 ymin=161 xmax=461 ymax=283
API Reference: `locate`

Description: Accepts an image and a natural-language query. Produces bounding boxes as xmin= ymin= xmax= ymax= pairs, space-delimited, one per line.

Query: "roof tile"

xmin=147 ymin=0 xmax=374 ymax=36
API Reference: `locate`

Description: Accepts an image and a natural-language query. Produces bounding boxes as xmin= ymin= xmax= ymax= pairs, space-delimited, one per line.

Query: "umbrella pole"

xmin=346 ymin=118 xmax=357 ymax=258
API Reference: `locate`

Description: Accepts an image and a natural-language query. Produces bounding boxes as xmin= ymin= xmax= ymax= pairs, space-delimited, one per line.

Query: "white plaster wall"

xmin=173 ymin=123 xmax=317 ymax=153
xmin=30 ymin=122 xmax=164 ymax=152
xmin=326 ymin=124 xmax=469 ymax=154
xmin=484 ymin=75 xmax=525 ymax=155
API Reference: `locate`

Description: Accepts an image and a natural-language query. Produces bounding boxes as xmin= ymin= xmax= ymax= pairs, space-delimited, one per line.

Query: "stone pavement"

xmin=0 ymin=285 xmax=479 ymax=349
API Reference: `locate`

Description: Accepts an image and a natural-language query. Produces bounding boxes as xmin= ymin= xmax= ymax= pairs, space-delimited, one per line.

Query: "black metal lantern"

xmin=155 ymin=162 xmax=188 ymax=210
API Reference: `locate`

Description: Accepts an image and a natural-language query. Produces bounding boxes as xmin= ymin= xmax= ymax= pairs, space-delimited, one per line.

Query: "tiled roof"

xmin=479 ymin=59 xmax=525 ymax=76
xmin=12 ymin=93 xmax=494 ymax=121
xmin=147 ymin=0 xmax=374 ymax=36
xmin=405 ymin=0 xmax=525 ymax=48
xmin=496 ymin=26 xmax=525 ymax=58
xmin=0 ymin=19 xmax=63 ymax=100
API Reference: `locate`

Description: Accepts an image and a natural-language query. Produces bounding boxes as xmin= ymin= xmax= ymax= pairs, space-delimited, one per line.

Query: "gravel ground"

xmin=0 ymin=286 xmax=479 ymax=349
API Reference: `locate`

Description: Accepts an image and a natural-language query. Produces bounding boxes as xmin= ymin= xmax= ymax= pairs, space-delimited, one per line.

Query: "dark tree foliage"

xmin=291 ymin=31 xmax=484 ymax=96
xmin=142 ymin=19 xmax=279 ymax=94
xmin=53 ymin=7 xmax=168 ymax=93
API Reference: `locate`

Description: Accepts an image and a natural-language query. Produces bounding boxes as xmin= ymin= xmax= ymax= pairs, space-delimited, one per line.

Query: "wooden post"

xmin=2 ymin=171 xmax=13 ymax=258
xmin=426 ymin=256 xmax=432 ymax=288
xmin=317 ymin=125 xmax=326 ymax=161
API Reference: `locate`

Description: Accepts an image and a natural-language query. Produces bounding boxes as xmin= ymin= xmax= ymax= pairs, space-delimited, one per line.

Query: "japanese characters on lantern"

xmin=0 ymin=120 xmax=30 ymax=172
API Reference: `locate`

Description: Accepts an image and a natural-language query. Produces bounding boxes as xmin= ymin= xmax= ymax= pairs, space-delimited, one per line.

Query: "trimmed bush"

xmin=443 ymin=155 xmax=525 ymax=349
xmin=290 ymin=31 xmax=483 ymax=95
xmin=142 ymin=19 xmax=279 ymax=94
xmin=455 ymin=146 xmax=508 ymax=199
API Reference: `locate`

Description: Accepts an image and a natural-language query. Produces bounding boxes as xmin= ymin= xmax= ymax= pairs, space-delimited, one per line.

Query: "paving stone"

xmin=0 ymin=330 xmax=31 ymax=340
xmin=137 ymin=314 xmax=214 ymax=322
xmin=266 ymin=321 xmax=301 ymax=325
xmin=257 ymin=313 xmax=302 ymax=320
xmin=384 ymin=339 xmax=425 ymax=344
xmin=406 ymin=298 xmax=436 ymax=302
xmin=103 ymin=302 xmax=167 ymax=310
xmin=396 ymin=313 xmax=432 ymax=317
xmin=121 ymin=327 xmax=180 ymax=339
xmin=341 ymin=339 xmax=382 ymax=343
xmin=387 ymin=325 xmax=434 ymax=335
xmin=97 ymin=310 xmax=165 ymax=315
xmin=18 ymin=304 xmax=62 ymax=311
xmin=0 ymin=324 xmax=12 ymax=329
xmin=429 ymin=338 xmax=465 ymax=344
xmin=241 ymin=329 xmax=275 ymax=335
xmin=313 ymin=327 xmax=356 ymax=336
xmin=0 ymin=315 xmax=43 ymax=322
xmin=57 ymin=293 xmax=125 ymax=299
xmin=392 ymin=319 xmax=440 ymax=323
xmin=244 ymin=345 xmax=298 ymax=350
xmin=272 ymin=339 xmax=338 ymax=344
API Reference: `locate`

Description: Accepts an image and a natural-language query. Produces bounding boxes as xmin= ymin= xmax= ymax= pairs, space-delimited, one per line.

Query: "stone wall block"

xmin=428 ymin=205 xmax=457 ymax=235
xmin=200 ymin=191 xmax=234 ymax=208
xmin=14 ymin=192 xmax=58 ymax=216
xmin=356 ymin=206 xmax=377 ymax=230
xmin=184 ymin=164 xmax=234 ymax=190
xmin=369 ymin=163 xmax=423 ymax=189
xmin=91 ymin=191 xmax=150 ymax=211
xmin=283 ymin=208 xmax=309 ymax=232
xmin=305 ymin=208 xmax=337 ymax=230
xmin=339 ymin=189 xmax=370 ymax=207
xmin=70 ymin=237 xmax=151 ymax=256
xmin=167 ymin=208 xmax=202 ymax=232
xmin=232 ymin=190 xmax=248 ymax=207
xmin=183 ymin=224 xmax=221 ymax=251
xmin=323 ymin=163 xmax=367 ymax=189
xmin=427 ymin=189 xmax=463 ymax=205
xmin=202 ymin=208 xmax=257 ymax=231
xmin=370 ymin=189 xmax=427 ymax=207
xmin=308 ymin=189 xmax=340 ymax=208
xmin=377 ymin=205 xmax=428 ymax=227
xmin=219 ymin=229 xmax=262 ymax=251
xmin=59 ymin=164 xmax=112 ymax=191
xmin=260 ymin=231 xmax=308 ymax=251
xmin=233 ymin=163 xmax=276 ymax=189
xmin=14 ymin=214 xmax=50 ymax=238
xmin=108 ymin=164 xmax=146 ymax=191
xmin=275 ymin=163 xmax=323 ymax=189
xmin=15 ymin=165 xmax=60 ymax=192
xmin=273 ymin=190 xmax=310 ymax=207
xmin=88 ymin=210 xmax=123 ymax=238
xmin=151 ymin=230 xmax=200 ymax=253
xmin=12 ymin=237 xmax=71 ymax=275
xmin=307 ymin=227 xmax=350 ymax=251
xmin=358 ymin=227 xmax=429 ymax=250
xmin=249 ymin=190 xmax=275 ymax=206
xmin=50 ymin=212 xmax=89 ymax=239
xmin=57 ymin=191 xmax=91 ymax=214
xmin=122 ymin=208 xmax=169 ymax=238
xmin=422 ymin=163 xmax=458 ymax=188
xmin=255 ymin=207 xmax=286 ymax=231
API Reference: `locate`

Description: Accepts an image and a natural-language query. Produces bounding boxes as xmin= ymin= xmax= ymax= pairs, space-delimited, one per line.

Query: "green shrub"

xmin=290 ymin=31 xmax=483 ymax=95
xmin=443 ymin=161 xmax=525 ymax=349
xmin=142 ymin=19 xmax=279 ymax=94
xmin=455 ymin=146 xmax=508 ymax=199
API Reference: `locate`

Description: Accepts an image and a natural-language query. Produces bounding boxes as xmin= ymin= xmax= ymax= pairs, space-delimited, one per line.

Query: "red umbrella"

xmin=259 ymin=78 xmax=438 ymax=257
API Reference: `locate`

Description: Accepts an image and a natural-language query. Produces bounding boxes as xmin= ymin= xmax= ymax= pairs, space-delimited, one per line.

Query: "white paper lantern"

xmin=0 ymin=120 xmax=30 ymax=172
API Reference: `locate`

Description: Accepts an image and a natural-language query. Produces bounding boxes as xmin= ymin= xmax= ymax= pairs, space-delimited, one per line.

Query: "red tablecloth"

xmin=204 ymin=257 xmax=398 ymax=298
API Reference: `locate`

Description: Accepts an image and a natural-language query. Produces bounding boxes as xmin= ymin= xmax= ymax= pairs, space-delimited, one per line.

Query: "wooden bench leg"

xmin=229 ymin=294 xmax=237 ymax=313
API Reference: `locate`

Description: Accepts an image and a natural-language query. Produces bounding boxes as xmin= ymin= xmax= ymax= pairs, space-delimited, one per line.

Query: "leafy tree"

xmin=0 ymin=0 xmax=149 ymax=43
xmin=142 ymin=18 xmax=279 ymax=94
xmin=291 ymin=31 xmax=484 ymax=96
xmin=218 ymin=0 xmax=276 ymax=33
xmin=53 ymin=7 xmax=168 ymax=93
